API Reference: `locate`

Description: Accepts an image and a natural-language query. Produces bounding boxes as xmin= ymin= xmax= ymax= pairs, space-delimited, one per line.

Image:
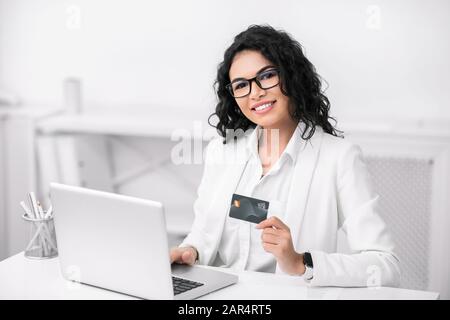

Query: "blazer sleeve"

xmin=309 ymin=144 xmax=401 ymax=287
xmin=178 ymin=138 xmax=221 ymax=265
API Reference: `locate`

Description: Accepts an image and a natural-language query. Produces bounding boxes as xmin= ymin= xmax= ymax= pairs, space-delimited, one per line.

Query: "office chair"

xmin=338 ymin=130 xmax=450 ymax=299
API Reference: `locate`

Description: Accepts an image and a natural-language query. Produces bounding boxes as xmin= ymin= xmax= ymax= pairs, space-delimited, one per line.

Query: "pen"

xmin=20 ymin=201 xmax=34 ymax=218
xmin=44 ymin=205 xmax=53 ymax=219
xmin=36 ymin=200 xmax=49 ymax=255
xmin=29 ymin=192 xmax=40 ymax=219
xmin=37 ymin=201 xmax=45 ymax=220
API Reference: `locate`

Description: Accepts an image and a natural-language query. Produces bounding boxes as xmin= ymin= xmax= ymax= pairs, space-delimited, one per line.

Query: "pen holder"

xmin=22 ymin=214 xmax=58 ymax=259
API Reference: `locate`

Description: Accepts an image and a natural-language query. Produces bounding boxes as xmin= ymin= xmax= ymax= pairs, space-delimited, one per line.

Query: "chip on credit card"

xmin=229 ymin=193 xmax=269 ymax=224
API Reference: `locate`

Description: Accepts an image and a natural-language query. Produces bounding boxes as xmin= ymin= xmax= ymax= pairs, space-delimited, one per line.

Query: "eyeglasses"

xmin=226 ymin=67 xmax=280 ymax=98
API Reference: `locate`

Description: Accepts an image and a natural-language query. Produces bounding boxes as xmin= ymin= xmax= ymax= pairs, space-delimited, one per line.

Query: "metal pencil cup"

xmin=22 ymin=214 xmax=58 ymax=259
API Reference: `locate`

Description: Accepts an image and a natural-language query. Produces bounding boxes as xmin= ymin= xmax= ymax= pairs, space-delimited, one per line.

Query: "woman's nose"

xmin=249 ymin=80 xmax=266 ymax=100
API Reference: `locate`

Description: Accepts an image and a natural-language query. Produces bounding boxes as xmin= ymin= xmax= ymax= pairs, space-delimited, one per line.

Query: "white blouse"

xmin=216 ymin=124 xmax=302 ymax=272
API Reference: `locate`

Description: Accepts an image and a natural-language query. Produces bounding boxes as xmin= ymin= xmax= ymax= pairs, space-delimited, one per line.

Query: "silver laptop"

xmin=50 ymin=183 xmax=238 ymax=300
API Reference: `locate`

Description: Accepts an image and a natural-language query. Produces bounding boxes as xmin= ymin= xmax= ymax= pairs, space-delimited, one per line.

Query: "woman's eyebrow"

xmin=256 ymin=65 xmax=276 ymax=74
xmin=230 ymin=65 xmax=276 ymax=83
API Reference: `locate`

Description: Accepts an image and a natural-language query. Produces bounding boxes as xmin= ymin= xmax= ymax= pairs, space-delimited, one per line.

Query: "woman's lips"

xmin=251 ymin=101 xmax=275 ymax=115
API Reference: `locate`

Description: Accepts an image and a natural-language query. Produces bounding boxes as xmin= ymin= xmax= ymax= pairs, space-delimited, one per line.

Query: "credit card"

xmin=229 ymin=193 xmax=269 ymax=224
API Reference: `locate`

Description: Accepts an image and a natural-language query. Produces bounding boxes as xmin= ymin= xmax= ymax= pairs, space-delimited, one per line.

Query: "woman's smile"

xmin=251 ymin=100 xmax=276 ymax=115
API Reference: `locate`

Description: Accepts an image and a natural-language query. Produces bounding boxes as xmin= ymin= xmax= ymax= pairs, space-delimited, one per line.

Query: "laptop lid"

xmin=51 ymin=183 xmax=174 ymax=299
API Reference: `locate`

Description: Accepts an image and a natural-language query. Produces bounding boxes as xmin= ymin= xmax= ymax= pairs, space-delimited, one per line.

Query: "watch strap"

xmin=302 ymin=252 xmax=314 ymax=281
xmin=304 ymin=252 xmax=313 ymax=268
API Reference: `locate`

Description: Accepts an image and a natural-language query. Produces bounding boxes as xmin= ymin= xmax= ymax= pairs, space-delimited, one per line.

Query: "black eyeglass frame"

xmin=226 ymin=67 xmax=280 ymax=98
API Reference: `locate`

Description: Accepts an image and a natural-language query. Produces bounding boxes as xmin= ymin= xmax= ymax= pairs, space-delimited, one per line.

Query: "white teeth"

xmin=254 ymin=103 xmax=273 ymax=111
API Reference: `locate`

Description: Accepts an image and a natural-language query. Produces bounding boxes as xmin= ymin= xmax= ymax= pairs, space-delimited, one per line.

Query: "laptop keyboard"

xmin=172 ymin=276 xmax=204 ymax=295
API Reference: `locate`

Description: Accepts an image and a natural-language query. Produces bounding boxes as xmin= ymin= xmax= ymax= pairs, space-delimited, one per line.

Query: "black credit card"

xmin=229 ymin=193 xmax=269 ymax=224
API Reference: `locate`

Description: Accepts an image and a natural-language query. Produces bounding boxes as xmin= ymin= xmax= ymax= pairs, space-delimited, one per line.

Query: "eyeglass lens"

xmin=230 ymin=69 xmax=279 ymax=98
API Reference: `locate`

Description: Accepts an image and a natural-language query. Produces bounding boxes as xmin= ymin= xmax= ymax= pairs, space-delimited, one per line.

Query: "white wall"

xmin=0 ymin=0 xmax=449 ymax=122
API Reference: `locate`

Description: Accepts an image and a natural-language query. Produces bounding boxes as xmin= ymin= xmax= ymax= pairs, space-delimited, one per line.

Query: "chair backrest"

xmin=337 ymin=128 xmax=450 ymax=299
xmin=365 ymin=155 xmax=433 ymax=291
xmin=336 ymin=155 xmax=432 ymax=290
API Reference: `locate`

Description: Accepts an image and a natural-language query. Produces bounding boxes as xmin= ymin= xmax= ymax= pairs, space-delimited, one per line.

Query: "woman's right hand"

xmin=170 ymin=246 xmax=198 ymax=265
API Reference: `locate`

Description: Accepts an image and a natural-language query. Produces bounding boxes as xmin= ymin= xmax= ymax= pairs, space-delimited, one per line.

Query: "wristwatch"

xmin=302 ymin=252 xmax=314 ymax=281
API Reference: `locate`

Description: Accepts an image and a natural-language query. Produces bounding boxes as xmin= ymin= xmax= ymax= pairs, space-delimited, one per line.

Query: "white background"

xmin=0 ymin=0 xmax=449 ymax=122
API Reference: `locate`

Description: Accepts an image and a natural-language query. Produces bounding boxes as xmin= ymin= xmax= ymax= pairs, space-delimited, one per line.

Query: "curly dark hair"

xmin=208 ymin=25 xmax=342 ymax=143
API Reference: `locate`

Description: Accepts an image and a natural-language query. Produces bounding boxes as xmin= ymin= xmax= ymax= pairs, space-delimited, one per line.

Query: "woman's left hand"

xmin=256 ymin=216 xmax=305 ymax=276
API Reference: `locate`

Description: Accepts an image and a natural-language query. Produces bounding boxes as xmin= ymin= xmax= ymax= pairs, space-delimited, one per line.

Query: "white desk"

xmin=0 ymin=253 xmax=439 ymax=300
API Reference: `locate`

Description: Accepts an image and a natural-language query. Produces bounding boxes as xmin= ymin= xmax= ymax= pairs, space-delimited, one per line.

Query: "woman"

xmin=170 ymin=25 xmax=400 ymax=287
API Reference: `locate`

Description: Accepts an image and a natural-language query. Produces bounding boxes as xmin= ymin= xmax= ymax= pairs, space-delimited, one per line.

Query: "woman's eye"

xmin=259 ymin=70 xmax=277 ymax=80
xmin=234 ymin=82 xmax=248 ymax=90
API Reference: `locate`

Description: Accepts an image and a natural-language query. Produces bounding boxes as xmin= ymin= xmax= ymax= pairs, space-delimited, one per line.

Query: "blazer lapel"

xmin=203 ymin=139 xmax=252 ymax=265
xmin=275 ymin=127 xmax=324 ymax=274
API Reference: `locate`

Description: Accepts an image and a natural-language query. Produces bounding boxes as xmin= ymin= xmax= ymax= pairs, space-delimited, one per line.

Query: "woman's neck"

xmin=260 ymin=120 xmax=299 ymax=157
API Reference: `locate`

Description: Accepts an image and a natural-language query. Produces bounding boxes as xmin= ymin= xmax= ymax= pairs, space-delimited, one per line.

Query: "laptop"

xmin=50 ymin=183 xmax=238 ymax=300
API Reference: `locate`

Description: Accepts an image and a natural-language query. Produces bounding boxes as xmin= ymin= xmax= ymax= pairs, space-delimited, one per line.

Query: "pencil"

xmin=20 ymin=201 xmax=34 ymax=218
xmin=29 ymin=192 xmax=40 ymax=219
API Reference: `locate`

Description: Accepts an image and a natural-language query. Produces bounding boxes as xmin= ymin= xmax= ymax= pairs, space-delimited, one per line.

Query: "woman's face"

xmin=228 ymin=50 xmax=293 ymax=129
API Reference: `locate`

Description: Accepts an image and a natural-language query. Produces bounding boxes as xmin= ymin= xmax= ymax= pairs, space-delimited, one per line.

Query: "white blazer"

xmin=181 ymin=126 xmax=401 ymax=287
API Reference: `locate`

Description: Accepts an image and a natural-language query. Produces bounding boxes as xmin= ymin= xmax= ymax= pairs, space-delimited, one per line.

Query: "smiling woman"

xmin=209 ymin=24 xmax=341 ymax=143
xmin=171 ymin=25 xmax=401 ymax=289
